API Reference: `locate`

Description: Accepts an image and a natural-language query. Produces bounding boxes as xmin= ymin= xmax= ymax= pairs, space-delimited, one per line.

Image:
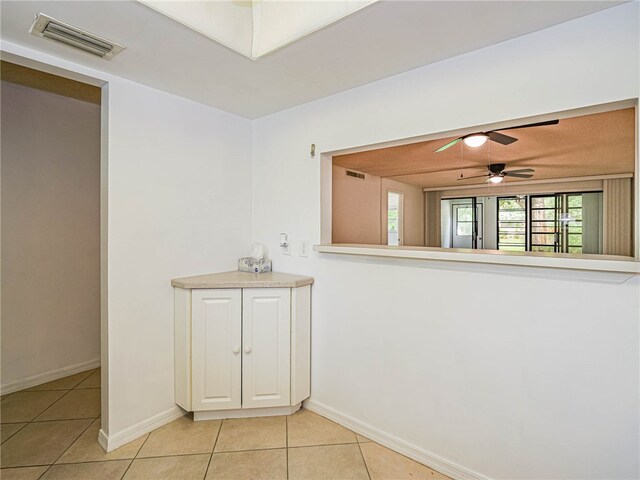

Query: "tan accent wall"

xmin=603 ymin=177 xmax=634 ymax=256
xmin=332 ymin=165 xmax=381 ymax=244
xmin=424 ymin=191 xmax=442 ymax=247
xmin=332 ymin=165 xmax=425 ymax=246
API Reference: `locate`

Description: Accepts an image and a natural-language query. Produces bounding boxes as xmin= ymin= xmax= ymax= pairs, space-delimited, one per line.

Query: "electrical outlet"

xmin=299 ymin=238 xmax=310 ymax=257
xmin=283 ymin=242 xmax=291 ymax=255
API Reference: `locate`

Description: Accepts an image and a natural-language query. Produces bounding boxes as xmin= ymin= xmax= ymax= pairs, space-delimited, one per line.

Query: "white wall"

xmin=252 ymin=4 xmax=639 ymax=479
xmin=0 ymin=43 xmax=254 ymax=441
xmin=1 ymin=82 xmax=100 ymax=391
xmin=105 ymin=78 xmax=253 ymax=436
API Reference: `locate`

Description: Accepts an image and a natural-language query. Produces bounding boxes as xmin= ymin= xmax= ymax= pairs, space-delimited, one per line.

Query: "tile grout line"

xmin=287 ymin=440 xmax=359 ymax=449
xmin=120 ymin=421 xmax=154 ymax=480
xmin=29 ymin=378 xmax=98 ymax=423
xmin=356 ymin=439 xmax=372 ymax=480
xmin=36 ymin=413 xmax=98 ymax=480
xmin=72 ymin=369 xmax=100 ymax=391
xmin=22 ymin=387 xmax=101 ymax=393
xmin=0 ymin=369 xmax=97 ymax=477
xmin=30 ymin=416 xmax=101 ymax=424
xmin=24 ymin=388 xmax=75 ymax=424
xmin=203 ymin=417 xmax=224 ymax=480
xmin=2 ymin=385 xmax=76 ymax=471
xmin=285 ymin=415 xmax=289 ymax=480
xmin=0 ymin=422 xmax=28 ymax=445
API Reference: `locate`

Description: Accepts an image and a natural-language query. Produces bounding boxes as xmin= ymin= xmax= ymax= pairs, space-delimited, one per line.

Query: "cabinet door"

xmin=242 ymin=288 xmax=291 ymax=408
xmin=191 ymin=289 xmax=241 ymax=411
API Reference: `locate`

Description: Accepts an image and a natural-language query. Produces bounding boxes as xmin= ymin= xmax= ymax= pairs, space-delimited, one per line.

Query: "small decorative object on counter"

xmin=238 ymin=242 xmax=271 ymax=273
xmin=238 ymin=257 xmax=272 ymax=273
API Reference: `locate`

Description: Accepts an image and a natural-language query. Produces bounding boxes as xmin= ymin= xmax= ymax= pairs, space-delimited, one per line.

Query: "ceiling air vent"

xmin=30 ymin=13 xmax=125 ymax=60
xmin=346 ymin=170 xmax=365 ymax=179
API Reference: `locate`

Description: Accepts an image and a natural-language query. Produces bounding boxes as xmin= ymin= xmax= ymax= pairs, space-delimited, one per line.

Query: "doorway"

xmin=451 ymin=200 xmax=483 ymax=249
xmin=387 ymin=191 xmax=403 ymax=246
xmin=1 ymin=61 xmax=103 ymax=406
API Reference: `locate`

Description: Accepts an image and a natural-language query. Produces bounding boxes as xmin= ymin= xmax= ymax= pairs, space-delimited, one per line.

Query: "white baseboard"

xmin=1 ymin=358 xmax=101 ymax=395
xmin=303 ymin=399 xmax=490 ymax=480
xmin=98 ymin=406 xmax=185 ymax=453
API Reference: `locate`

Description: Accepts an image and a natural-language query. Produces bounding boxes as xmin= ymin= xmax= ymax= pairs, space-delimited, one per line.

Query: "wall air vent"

xmin=30 ymin=13 xmax=125 ymax=60
xmin=346 ymin=170 xmax=365 ymax=179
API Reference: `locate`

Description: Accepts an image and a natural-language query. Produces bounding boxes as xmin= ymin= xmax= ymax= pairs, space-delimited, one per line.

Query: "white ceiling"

xmin=0 ymin=1 xmax=624 ymax=118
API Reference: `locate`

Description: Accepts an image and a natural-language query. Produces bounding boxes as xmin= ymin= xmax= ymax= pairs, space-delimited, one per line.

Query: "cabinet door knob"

xmin=232 ymin=347 xmax=240 ymax=355
xmin=244 ymin=346 xmax=252 ymax=354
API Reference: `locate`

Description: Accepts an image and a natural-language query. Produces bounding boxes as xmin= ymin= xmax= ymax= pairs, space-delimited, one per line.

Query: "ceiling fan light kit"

xmin=463 ymin=134 xmax=489 ymax=148
xmin=434 ymin=119 xmax=560 ymax=153
xmin=457 ymin=163 xmax=535 ymax=184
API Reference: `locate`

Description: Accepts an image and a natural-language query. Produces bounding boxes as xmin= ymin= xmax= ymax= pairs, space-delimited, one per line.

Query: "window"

xmin=566 ymin=194 xmax=583 ymax=254
xmin=530 ymin=195 xmax=558 ymax=252
xmin=498 ymin=197 xmax=526 ymax=251
xmin=456 ymin=206 xmax=474 ymax=236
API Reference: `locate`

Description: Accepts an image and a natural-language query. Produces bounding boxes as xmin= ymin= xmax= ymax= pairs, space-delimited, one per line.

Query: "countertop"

xmin=171 ymin=271 xmax=314 ymax=289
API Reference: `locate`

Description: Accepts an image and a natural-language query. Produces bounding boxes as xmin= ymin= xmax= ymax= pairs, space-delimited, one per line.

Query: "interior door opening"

xmin=450 ymin=199 xmax=484 ymax=249
xmin=0 ymin=60 xmax=104 ymax=422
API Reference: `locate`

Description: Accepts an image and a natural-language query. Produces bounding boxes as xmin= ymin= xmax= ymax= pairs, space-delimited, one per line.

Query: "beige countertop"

xmin=171 ymin=271 xmax=314 ymax=289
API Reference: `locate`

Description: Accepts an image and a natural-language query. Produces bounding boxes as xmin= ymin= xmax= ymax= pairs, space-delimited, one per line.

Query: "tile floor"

xmin=1 ymin=369 xmax=450 ymax=479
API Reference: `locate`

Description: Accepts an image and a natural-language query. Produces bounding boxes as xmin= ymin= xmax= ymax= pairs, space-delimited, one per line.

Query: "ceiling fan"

xmin=458 ymin=163 xmax=534 ymax=184
xmin=434 ymin=119 xmax=559 ymax=153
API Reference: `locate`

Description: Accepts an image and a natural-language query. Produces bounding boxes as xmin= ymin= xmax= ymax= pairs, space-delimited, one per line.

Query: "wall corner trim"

xmin=99 ymin=406 xmax=185 ymax=453
xmin=303 ymin=399 xmax=491 ymax=480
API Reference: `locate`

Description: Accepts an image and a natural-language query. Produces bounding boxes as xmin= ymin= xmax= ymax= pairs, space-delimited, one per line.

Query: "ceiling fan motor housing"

xmin=488 ymin=163 xmax=506 ymax=175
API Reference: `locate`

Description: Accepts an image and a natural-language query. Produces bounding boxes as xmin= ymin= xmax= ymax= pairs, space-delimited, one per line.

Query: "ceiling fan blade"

xmin=434 ymin=137 xmax=462 ymax=153
xmin=457 ymin=174 xmax=490 ymax=181
xmin=503 ymin=168 xmax=535 ymax=174
xmin=503 ymin=172 xmax=533 ymax=178
xmin=495 ymin=119 xmax=559 ymax=132
xmin=487 ymin=131 xmax=518 ymax=145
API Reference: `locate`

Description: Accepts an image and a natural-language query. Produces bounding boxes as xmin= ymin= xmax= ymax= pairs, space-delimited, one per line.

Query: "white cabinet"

xmin=173 ymin=271 xmax=312 ymax=421
xmin=191 ymin=289 xmax=242 ymax=411
xmin=242 ymin=288 xmax=291 ymax=409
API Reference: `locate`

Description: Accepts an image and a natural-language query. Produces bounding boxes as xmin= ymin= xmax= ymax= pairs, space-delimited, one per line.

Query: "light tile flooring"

xmin=1 ymin=369 xmax=450 ymax=479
